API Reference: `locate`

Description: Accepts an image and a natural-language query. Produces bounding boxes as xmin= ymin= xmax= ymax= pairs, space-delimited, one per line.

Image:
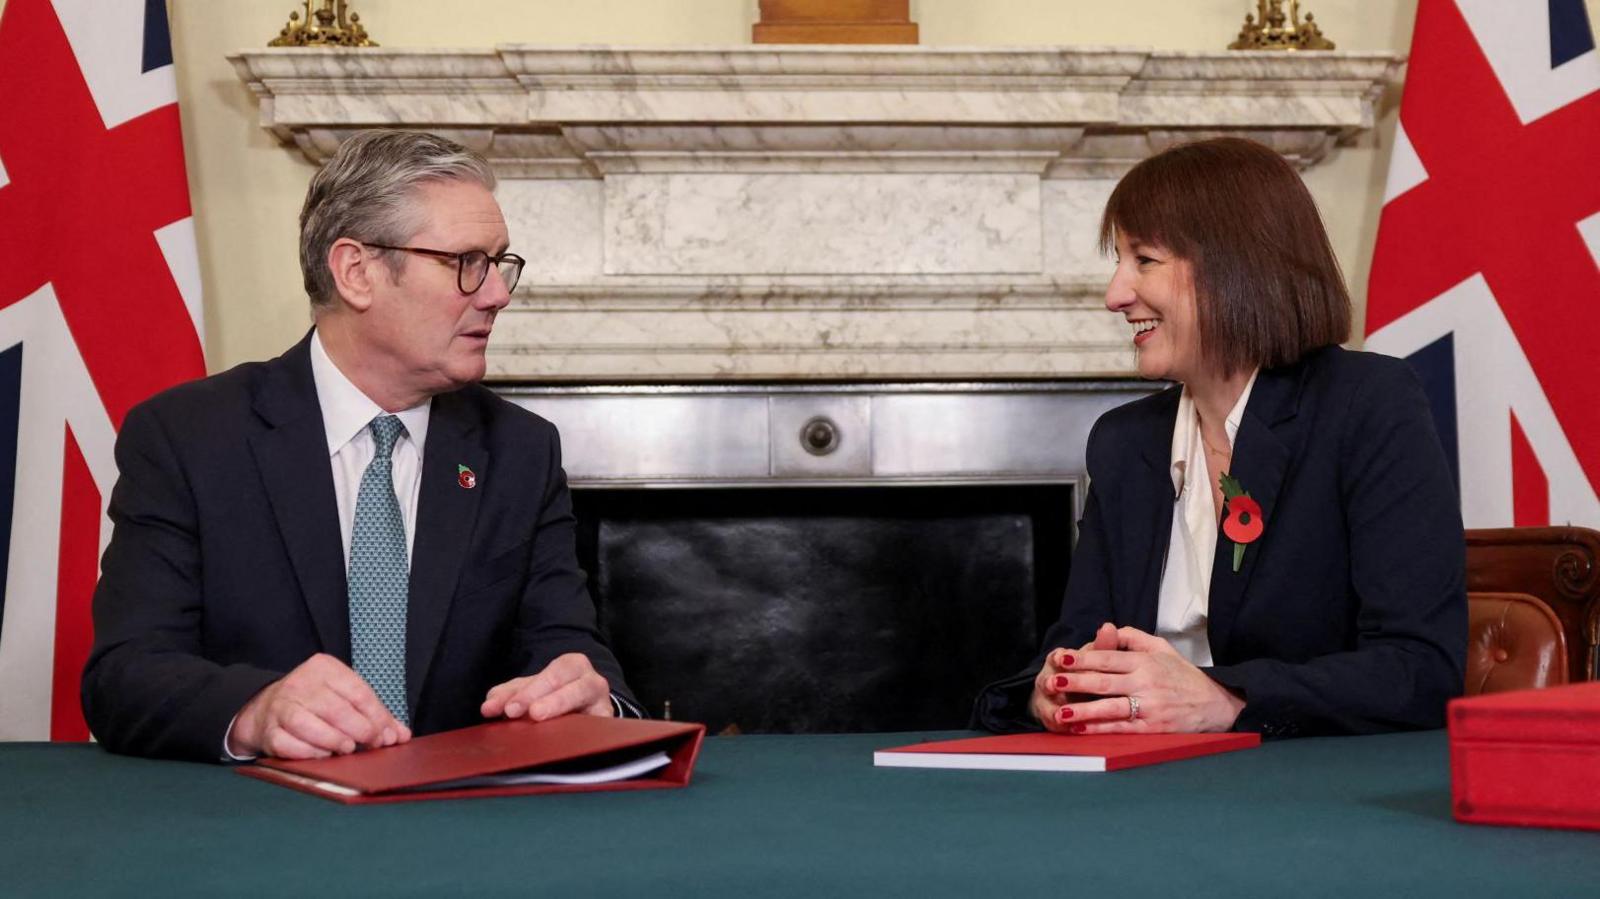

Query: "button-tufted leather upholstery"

xmin=1465 ymin=527 xmax=1600 ymax=689
xmin=1465 ymin=591 xmax=1568 ymax=695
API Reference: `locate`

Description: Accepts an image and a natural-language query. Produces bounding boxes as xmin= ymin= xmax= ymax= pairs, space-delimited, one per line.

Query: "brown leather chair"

xmin=1466 ymin=591 xmax=1568 ymax=694
xmin=1464 ymin=527 xmax=1600 ymax=687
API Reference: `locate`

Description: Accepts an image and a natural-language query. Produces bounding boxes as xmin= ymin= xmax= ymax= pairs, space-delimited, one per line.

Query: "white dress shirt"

xmin=1155 ymin=370 xmax=1259 ymax=667
xmin=310 ymin=330 xmax=430 ymax=568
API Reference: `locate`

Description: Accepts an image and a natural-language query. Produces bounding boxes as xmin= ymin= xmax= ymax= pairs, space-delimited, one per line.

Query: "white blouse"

xmin=1155 ymin=370 xmax=1259 ymax=667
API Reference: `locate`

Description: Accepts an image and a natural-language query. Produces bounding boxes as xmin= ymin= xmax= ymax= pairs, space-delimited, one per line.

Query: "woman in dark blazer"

xmin=974 ymin=138 xmax=1466 ymax=738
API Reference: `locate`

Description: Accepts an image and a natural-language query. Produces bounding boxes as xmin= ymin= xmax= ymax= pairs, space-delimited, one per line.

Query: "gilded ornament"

xmin=269 ymin=1 xmax=378 ymax=48
xmin=1229 ymin=1 xmax=1335 ymax=51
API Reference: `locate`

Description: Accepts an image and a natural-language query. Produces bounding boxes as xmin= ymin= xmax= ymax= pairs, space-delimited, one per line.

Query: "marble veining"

xmin=603 ymin=173 xmax=1040 ymax=276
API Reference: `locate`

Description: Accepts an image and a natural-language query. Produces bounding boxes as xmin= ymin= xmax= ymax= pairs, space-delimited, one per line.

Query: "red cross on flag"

xmin=0 ymin=0 xmax=206 ymax=741
xmin=1365 ymin=0 xmax=1600 ymax=528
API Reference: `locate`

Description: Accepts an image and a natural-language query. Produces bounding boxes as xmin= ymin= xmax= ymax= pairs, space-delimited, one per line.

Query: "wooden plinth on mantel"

xmin=753 ymin=0 xmax=918 ymax=44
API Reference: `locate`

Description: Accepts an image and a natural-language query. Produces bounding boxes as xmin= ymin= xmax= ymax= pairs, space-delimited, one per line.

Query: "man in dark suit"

xmin=83 ymin=130 xmax=638 ymax=762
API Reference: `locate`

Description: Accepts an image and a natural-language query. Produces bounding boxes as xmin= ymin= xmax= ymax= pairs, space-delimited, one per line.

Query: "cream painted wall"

xmin=5 ymin=1 xmax=1589 ymax=368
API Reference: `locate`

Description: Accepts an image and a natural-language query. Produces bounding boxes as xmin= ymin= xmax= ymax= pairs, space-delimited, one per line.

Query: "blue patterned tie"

xmin=348 ymin=414 xmax=410 ymax=726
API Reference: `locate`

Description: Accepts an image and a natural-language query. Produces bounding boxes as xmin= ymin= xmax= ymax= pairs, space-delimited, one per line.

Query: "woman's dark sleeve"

xmin=970 ymin=418 xmax=1120 ymax=732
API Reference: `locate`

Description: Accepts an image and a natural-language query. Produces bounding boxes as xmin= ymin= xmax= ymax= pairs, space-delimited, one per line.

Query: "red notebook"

xmin=874 ymin=731 xmax=1260 ymax=772
xmin=237 ymin=715 xmax=705 ymax=805
xmin=1450 ymin=681 xmax=1600 ymax=831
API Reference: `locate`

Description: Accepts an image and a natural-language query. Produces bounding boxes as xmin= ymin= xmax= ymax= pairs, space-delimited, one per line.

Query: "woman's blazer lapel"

xmin=1204 ymin=359 xmax=1312 ymax=660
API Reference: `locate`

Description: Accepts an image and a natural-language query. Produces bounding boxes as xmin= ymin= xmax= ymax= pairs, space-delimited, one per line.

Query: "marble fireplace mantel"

xmin=230 ymin=45 xmax=1401 ymax=381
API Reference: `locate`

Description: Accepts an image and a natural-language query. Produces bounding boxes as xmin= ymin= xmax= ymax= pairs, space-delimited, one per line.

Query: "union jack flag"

xmin=0 ymin=0 xmax=206 ymax=740
xmin=1366 ymin=0 xmax=1600 ymax=528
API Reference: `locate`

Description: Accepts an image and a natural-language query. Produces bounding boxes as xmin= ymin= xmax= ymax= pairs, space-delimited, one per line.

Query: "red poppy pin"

xmin=1219 ymin=473 xmax=1263 ymax=573
xmin=457 ymin=464 xmax=477 ymax=489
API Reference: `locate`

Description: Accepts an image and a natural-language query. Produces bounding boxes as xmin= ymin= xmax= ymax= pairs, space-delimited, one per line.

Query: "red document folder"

xmin=237 ymin=715 xmax=705 ymax=805
xmin=1450 ymin=681 xmax=1600 ymax=831
xmin=874 ymin=731 xmax=1259 ymax=772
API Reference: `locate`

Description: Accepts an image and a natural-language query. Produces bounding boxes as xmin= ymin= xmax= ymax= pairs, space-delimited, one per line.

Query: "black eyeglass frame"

xmin=362 ymin=242 xmax=526 ymax=295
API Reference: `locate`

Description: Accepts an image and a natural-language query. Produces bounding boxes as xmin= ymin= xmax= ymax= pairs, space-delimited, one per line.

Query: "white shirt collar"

xmin=309 ymin=329 xmax=431 ymax=458
xmin=1169 ymin=369 xmax=1260 ymax=498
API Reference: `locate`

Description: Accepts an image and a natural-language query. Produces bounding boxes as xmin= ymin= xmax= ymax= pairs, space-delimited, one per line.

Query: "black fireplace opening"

xmin=572 ymin=483 xmax=1073 ymax=734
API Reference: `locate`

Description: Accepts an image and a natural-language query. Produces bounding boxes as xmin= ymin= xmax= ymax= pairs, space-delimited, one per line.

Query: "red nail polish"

xmin=1062 ymin=653 xmax=1075 ymax=667
xmin=1057 ymin=707 xmax=1074 ymax=722
xmin=1051 ymin=674 xmax=1069 ymax=691
xmin=1070 ymin=724 xmax=1086 ymax=734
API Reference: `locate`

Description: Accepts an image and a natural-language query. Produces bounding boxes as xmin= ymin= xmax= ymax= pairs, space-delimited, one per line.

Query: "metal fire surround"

xmin=504 ymin=380 xmax=1158 ymax=519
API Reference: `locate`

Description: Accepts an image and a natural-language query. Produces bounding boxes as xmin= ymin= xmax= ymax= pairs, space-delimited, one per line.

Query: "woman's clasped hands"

xmin=1031 ymin=622 xmax=1246 ymax=734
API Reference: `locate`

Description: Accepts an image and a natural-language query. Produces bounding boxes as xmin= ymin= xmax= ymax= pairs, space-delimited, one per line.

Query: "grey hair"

xmin=298 ymin=130 xmax=497 ymax=309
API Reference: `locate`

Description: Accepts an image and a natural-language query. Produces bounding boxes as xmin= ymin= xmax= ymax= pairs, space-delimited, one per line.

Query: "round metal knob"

xmin=801 ymin=416 xmax=840 ymax=456
xmin=1492 ymin=648 xmax=1510 ymax=664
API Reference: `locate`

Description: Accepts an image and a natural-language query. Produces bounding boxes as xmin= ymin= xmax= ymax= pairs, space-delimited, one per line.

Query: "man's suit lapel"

xmin=406 ymin=389 xmax=487 ymax=713
xmin=1206 ymin=361 xmax=1308 ymax=659
xmin=1127 ymin=388 xmax=1180 ymax=633
xmin=247 ymin=334 xmax=351 ymax=659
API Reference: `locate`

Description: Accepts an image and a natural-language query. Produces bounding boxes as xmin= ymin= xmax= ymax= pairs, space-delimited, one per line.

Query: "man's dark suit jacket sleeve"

xmin=969 ymin=417 xmax=1117 ymax=732
xmin=511 ymin=425 xmax=633 ymax=698
xmin=82 ymin=403 xmax=284 ymax=760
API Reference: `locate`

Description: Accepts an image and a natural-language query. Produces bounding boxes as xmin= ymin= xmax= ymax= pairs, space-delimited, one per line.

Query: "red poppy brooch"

xmin=1219 ymin=473 xmax=1263 ymax=572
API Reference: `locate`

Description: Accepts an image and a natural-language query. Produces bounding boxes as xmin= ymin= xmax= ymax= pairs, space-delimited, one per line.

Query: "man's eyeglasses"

xmin=363 ymin=243 xmax=525 ymax=295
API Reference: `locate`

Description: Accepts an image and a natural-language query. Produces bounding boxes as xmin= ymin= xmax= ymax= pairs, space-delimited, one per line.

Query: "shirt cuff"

xmin=610 ymin=693 xmax=643 ymax=719
xmin=221 ymin=713 xmax=257 ymax=762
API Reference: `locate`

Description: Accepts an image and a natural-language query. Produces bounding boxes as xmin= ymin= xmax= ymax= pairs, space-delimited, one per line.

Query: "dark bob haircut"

xmin=1098 ymin=137 xmax=1351 ymax=377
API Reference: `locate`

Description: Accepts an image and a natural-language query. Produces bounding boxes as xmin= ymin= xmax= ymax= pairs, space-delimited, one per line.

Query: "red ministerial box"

xmin=238 ymin=715 xmax=705 ymax=805
xmin=1450 ymin=681 xmax=1600 ymax=830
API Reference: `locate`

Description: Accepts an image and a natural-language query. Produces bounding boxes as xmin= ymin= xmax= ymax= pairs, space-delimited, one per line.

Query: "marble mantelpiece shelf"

xmin=231 ymin=44 xmax=1399 ymax=172
xmin=230 ymin=44 xmax=1400 ymax=381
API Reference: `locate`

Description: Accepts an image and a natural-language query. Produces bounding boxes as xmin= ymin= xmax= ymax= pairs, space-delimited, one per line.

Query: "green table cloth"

xmin=3 ymin=730 xmax=1595 ymax=897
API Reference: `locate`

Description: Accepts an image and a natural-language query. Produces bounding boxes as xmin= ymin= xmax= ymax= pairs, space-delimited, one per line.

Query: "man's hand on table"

xmin=227 ymin=653 xmax=411 ymax=759
xmin=480 ymin=652 xmax=614 ymax=722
